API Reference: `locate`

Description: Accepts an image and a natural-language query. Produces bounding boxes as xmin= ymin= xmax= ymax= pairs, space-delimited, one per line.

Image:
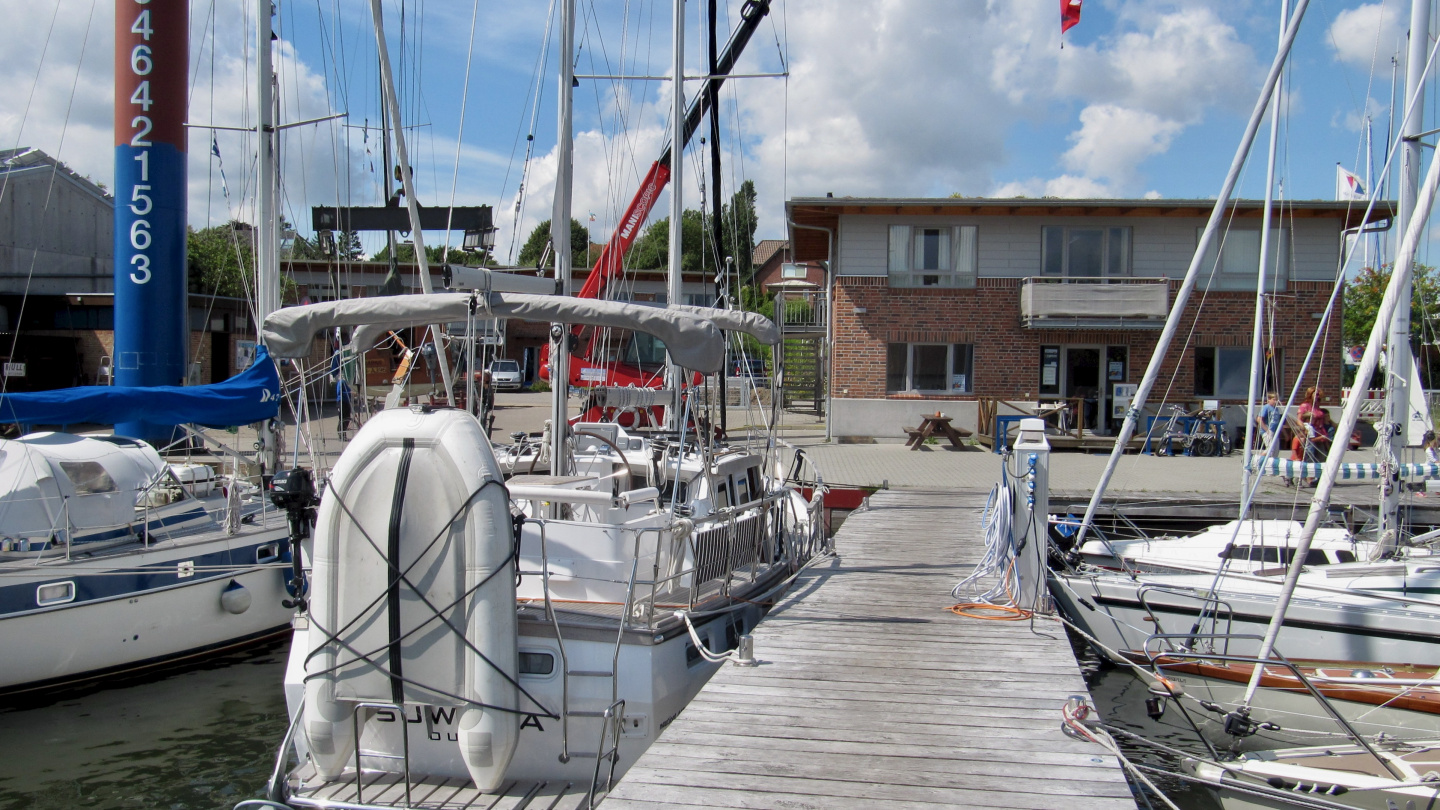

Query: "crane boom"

xmin=542 ymin=0 xmax=772 ymax=393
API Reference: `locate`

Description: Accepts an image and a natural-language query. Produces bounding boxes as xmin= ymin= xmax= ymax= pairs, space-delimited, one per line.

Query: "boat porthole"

xmin=132 ymin=635 xmax=138 ymax=641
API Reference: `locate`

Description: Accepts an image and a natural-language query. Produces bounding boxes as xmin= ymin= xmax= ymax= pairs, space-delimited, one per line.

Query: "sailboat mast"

xmin=1073 ymin=0 xmax=1310 ymax=547
xmin=550 ymin=0 xmax=575 ymax=475
xmin=665 ymin=0 xmax=686 ymax=429
xmin=254 ymin=0 xmax=280 ymax=474
xmin=1379 ymin=0 xmax=1431 ymax=543
xmin=368 ymin=0 xmax=455 ymax=402
xmin=256 ymin=0 xmax=280 ymax=332
xmin=1241 ymin=0 xmax=1289 ymax=498
xmin=709 ymin=0 xmax=727 ymax=437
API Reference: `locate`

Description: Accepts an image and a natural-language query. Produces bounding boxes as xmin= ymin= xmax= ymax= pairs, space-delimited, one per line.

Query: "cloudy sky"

xmin=0 ymin=0 xmax=1420 ymax=261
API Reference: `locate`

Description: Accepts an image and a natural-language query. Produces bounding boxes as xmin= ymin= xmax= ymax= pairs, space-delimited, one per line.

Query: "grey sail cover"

xmin=659 ymin=304 xmax=781 ymax=346
xmin=262 ymin=293 xmax=726 ymax=373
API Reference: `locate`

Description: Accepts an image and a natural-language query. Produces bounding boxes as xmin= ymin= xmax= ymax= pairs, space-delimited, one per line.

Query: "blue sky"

xmin=0 ymin=0 xmax=1425 ymax=261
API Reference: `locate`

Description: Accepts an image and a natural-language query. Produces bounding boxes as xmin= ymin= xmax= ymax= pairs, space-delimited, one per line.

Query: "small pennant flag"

xmin=1336 ymin=164 xmax=1367 ymax=201
xmin=210 ymin=134 xmax=231 ymax=199
xmin=588 ymin=211 xmax=596 ymax=222
xmin=1061 ymin=0 xmax=1083 ymax=34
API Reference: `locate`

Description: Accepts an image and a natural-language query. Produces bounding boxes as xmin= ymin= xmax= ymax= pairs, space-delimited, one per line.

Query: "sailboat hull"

xmin=0 ymin=532 xmax=294 ymax=695
xmin=1050 ymin=569 xmax=1440 ymax=667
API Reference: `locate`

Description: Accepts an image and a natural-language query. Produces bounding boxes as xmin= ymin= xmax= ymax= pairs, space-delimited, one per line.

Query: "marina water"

xmin=0 ymin=640 xmax=288 ymax=810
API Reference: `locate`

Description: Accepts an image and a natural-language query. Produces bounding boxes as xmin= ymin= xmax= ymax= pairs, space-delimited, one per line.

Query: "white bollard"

xmin=1010 ymin=418 xmax=1050 ymax=611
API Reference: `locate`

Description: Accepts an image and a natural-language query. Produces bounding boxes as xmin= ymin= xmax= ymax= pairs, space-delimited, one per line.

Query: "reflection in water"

xmin=1072 ymin=631 xmax=1222 ymax=810
xmin=0 ymin=639 xmax=290 ymax=810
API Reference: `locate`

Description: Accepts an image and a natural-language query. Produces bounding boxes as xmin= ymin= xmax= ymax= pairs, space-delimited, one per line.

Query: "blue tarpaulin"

xmin=0 ymin=347 xmax=282 ymax=427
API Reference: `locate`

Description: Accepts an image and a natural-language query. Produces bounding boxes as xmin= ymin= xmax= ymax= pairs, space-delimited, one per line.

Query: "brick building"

xmin=785 ymin=197 xmax=1386 ymax=439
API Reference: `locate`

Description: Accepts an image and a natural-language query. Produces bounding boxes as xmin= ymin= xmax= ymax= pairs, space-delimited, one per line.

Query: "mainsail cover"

xmin=264 ymin=293 xmax=727 ymax=373
xmin=0 ymin=347 xmax=282 ymax=426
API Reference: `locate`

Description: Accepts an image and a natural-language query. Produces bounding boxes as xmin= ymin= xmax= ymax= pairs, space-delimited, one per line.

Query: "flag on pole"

xmin=1061 ymin=0 xmax=1083 ymax=34
xmin=1335 ymin=164 xmax=1367 ymax=201
xmin=210 ymin=134 xmax=231 ymax=200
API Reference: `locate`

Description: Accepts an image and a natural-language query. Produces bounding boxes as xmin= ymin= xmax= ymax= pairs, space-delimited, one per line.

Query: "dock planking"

xmin=604 ymin=488 xmax=1136 ymax=809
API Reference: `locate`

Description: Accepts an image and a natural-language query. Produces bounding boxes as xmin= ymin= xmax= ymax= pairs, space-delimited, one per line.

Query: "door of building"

xmin=1063 ymin=346 xmax=1101 ymax=432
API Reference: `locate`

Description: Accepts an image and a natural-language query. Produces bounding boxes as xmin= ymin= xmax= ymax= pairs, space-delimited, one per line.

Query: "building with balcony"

xmin=785 ymin=196 xmax=1387 ymax=440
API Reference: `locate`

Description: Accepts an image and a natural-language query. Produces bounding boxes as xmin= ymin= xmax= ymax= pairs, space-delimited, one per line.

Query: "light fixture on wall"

xmin=853 ymin=307 xmax=868 ymax=315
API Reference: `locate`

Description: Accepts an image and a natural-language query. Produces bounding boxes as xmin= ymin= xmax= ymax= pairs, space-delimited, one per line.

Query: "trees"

xmin=1342 ymin=263 xmax=1440 ymax=346
xmin=370 ymin=242 xmax=473 ymax=266
xmin=517 ymin=219 xmax=591 ymax=269
xmin=188 ymin=221 xmax=254 ymax=298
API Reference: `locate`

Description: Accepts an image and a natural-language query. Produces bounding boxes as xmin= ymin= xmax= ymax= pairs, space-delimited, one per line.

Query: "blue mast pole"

xmin=113 ymin=0 xmax=188 ymax=443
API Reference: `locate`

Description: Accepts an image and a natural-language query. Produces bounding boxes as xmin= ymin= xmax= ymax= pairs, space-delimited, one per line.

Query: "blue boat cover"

xmin=0 ymin=347 xmax=281 ymax=427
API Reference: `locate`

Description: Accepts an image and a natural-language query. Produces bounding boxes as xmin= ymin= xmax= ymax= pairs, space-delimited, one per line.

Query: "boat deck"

xmin=603 ymin=488 xmax=1137 ymax=809
xmin=285 ymin=762 xmax=595 ymax=809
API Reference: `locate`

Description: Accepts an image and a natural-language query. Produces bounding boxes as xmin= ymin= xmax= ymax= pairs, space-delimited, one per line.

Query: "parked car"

xmin=487 ymin=359 xmax=524 ymax=391
xmin=731 ymin=357 xmax=767 ymax=379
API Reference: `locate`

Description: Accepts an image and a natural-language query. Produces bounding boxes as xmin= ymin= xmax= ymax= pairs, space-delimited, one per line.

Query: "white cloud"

xmin=1062 ymin=104 xmax=1183 ymax=184
xmin=1328 ymin=1 xmax=1405 ymax=68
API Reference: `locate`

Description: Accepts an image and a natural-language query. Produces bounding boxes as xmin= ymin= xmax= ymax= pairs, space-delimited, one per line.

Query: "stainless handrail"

xmin=350 ymin=701 xmax=411 ymax=806
xmin=263 ymin=693 xmax=307 ymax=803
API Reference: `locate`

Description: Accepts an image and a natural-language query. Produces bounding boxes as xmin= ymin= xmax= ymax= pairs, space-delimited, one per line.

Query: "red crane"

xmin=540 ymin=0 xmax=772 ymax=403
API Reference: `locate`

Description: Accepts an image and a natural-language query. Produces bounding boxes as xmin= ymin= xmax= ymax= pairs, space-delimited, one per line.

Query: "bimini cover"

xmin=304 ymin=408 xmax=520 ymax=790
xmin=0 ymin=433 xmax=165 ymax=538
xmin=0 ymin=347 xmax=281 ymax=427
xmin=652 ymin=303 xmax=781 ymax=346
xmin=263 ymin=293 xmax=725 ymax=372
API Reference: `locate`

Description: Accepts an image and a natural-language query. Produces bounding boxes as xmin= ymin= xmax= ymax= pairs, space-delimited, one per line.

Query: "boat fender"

xmin=458 ymin=491 xmax=520 ymax=792
xmin=220 ymin=579 xmax=252 ymax=614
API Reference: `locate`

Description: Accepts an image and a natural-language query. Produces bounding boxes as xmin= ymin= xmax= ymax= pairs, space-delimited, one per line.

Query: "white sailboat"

xmin=248 ymin=0 xmax=827 ymax=805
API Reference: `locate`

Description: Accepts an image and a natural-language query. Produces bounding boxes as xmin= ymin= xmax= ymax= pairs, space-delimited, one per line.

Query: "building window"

xmin=684 ymin=293 xmax=714 ymax=308
xmin=1195 ymin=347 xmax=1280 ymax=399
xmin=886 ymin=343 xmax=974 ymax=393
xmin=1042 ymin=226 xmax=1130 ymax=278
xmin=1039 ymin=346 xmax=1061 ymax=396
xmin=781 ymin=263 xmax=807 ymax=279
xmin=887 ymin=225 xmax=977 ymax=288
xmin=1197 ymin=227 xmax=1288 ymax=291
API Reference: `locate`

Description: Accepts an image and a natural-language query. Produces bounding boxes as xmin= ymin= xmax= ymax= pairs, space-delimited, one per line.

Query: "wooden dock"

xmin=604 ymin=488 xmax=1136 ymax=809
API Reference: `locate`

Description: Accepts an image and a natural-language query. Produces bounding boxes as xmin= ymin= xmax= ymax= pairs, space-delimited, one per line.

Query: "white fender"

xmin=458 ymin=490 xmax=519 ymax=790
xmin=305 ymin=465 xmax=355 ymax=781
xmin=303 ymin=408 xmax=519 ymax=788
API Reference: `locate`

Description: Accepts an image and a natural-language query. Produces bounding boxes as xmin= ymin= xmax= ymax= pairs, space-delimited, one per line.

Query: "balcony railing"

xmin=1020 ymin=277 xmax=1169 ymax=329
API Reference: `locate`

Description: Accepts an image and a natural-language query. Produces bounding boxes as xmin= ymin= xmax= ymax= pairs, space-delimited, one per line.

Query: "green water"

xmin=0 ymin=640 xmax=291 ymax=810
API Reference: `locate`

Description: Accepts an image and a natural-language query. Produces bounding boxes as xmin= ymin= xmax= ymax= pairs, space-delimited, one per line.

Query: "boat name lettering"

xmin=374 ymin=705 xmax=458 ymax=726
xmin=520 ymin=714 xmax=545 ymax=732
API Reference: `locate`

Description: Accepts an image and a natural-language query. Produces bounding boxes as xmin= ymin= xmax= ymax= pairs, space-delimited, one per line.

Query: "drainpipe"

xmin=788 ymin=219 xmax=835 ymax=442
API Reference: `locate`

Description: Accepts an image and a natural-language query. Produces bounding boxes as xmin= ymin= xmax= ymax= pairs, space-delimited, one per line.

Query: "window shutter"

xmin=888 ymin=225 xmax=909 ymax=272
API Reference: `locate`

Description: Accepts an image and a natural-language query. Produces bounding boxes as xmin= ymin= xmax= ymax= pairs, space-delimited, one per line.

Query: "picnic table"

xmin=904 ymin=414 xmax=972 ymax=450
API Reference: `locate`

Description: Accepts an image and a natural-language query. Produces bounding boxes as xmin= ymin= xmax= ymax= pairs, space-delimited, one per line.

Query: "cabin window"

xmin=519 ymin=651 xmax=555 ymax=676
xmin=1042 ymin=226 xmax=1130 ymax=278
xmin=716 ymin=481 xmax=731 ymax=510
xmin=732 ymin=473 xmax=752 ymax=505
xmin=1225 ymin=546 xmax=1328 ymax=566
xmin=36 ymin=581 xmax=75 ymax=606
xmin=886 ymin=343 xmax=974 ymax=394
xmin=1335 ymin=550 xmax=1356 ymax=563
xmin=887 ymin=225 xmax=977 ymax=288
xmin=58 ymin=461 xmax=117 ymax=495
